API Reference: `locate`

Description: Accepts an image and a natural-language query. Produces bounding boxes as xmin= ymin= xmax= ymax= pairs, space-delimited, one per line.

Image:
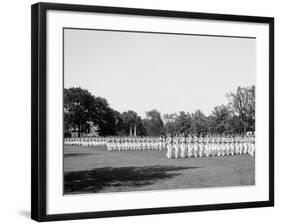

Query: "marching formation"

xmin=165 ymin=133 xmax=255 ymax=159
xmin=64 ymin=133 xmax=255 ymax=159
xmin=65 ymin=137 xmax=108 ymax=147
xmin=106 ymin=136 xmax=166 ymax=151
xmin=64 ymin=136 xmax=165 ymax=150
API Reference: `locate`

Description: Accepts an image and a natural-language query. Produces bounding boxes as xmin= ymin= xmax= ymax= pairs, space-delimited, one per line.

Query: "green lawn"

xmin=64 ymin=145 xmax=255 ymax=194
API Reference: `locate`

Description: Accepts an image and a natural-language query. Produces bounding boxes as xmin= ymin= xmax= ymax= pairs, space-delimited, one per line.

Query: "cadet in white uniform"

xmin=198 ymin=135 xmax=204 ymax=157
xmin=186 ymin=134 xmax=192 ymax=158
xmin=166 ymin=135 xmax=173 ymax=159
xmin=193 ymin=135 xmax=198 ymax=158
xmin=204 ymin=135 xmax=210 ymax=157
xmin=249 ymin=133 xmax=255 ymax=156
xmin=180 ymin=134 xmax=186 ymax=158
xmin=210 ymin=135 xmax=215 ymax=156
xmin=173 ymin=135 xmax=180 ymax=159
xmin=221 ymin=135 xmax=226 ymax=156
xmin=243 ymin=136 xmax=248 ymax=154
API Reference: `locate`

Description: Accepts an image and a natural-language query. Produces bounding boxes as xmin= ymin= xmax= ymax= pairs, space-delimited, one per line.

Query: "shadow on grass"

xmin=64 ymin=165 xmax=198 ymax=194
xmin=64 ymin=153 xmax=96 ymax=158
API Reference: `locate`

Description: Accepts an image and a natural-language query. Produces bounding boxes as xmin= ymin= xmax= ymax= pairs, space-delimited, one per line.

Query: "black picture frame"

xmin=31 ymin=2 xmax=274 ymax=222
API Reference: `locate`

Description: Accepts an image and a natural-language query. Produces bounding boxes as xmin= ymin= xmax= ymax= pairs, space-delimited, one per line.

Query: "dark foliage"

xmin=64 ymin=86 xmax=255 ymax=137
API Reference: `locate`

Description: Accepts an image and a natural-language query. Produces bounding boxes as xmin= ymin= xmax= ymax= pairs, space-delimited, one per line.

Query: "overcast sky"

xmin=64 ymin=28 xmax=256 ymax=118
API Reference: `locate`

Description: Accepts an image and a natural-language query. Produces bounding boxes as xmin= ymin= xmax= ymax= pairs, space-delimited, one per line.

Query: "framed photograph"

xmin=31 ymin=2 xmax=274 ymax=222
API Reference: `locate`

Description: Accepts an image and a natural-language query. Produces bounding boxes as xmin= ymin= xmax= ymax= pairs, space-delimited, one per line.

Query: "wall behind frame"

xmin=0 ymin=0 xmax=279 ymax=223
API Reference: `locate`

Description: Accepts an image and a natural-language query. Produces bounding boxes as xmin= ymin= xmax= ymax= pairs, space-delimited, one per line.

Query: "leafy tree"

xmin=120 ymin=111 xmax=140 ymax=136
xmin=113 ymin=110 xmax=125 ymax=135
xmin=174 ymin=111 xmax=192 ymax=134
xmin=64 ymin=88 xmax=97 ymax=137
xmin=143 ymin=109 xmax=164 ymax=136
xmin=64 ymin=87 xmax=118 ymax=137
xmin=135 ymin=118 xmax=147 ymax=136
xmin=163 ymin=113 xmax=178 ymax=136
xmin=226 ymin=86 xmax=255 ymax=133
xmin=209 ymin=105 xmax=233 ymax=133
xmin=227 ymin=115 xmax=245 ymax=134
xmin=190 ymin=110 xmax=209 ymax=134
xmin=96 ymin=103 xmax=117 ymax=136
xmin=163 ymin=112 xmax=193 ymax=136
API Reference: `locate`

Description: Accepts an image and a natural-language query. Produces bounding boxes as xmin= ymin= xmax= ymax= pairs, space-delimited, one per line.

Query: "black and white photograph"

xmin=30 ymin=2 xmax=274 ymax=222
xmin=63 ymin=28 xmax=256 ymax=195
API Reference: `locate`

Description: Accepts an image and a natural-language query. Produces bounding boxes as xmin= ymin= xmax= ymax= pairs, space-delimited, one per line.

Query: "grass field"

xmin=64 ymin=145 xmax=255 ymax=194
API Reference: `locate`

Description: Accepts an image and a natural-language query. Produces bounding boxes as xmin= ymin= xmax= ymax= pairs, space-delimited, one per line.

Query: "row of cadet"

xmin=64 ymin=134 xmax=255 ymax=158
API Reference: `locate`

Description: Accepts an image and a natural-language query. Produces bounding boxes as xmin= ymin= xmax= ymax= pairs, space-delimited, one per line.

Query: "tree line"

xmin=64 ymin=86 xmax=255 ymax=137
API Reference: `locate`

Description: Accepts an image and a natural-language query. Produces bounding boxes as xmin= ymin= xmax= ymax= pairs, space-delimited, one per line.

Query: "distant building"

xmin=67 ymin=121 xmax=100 ymax=137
